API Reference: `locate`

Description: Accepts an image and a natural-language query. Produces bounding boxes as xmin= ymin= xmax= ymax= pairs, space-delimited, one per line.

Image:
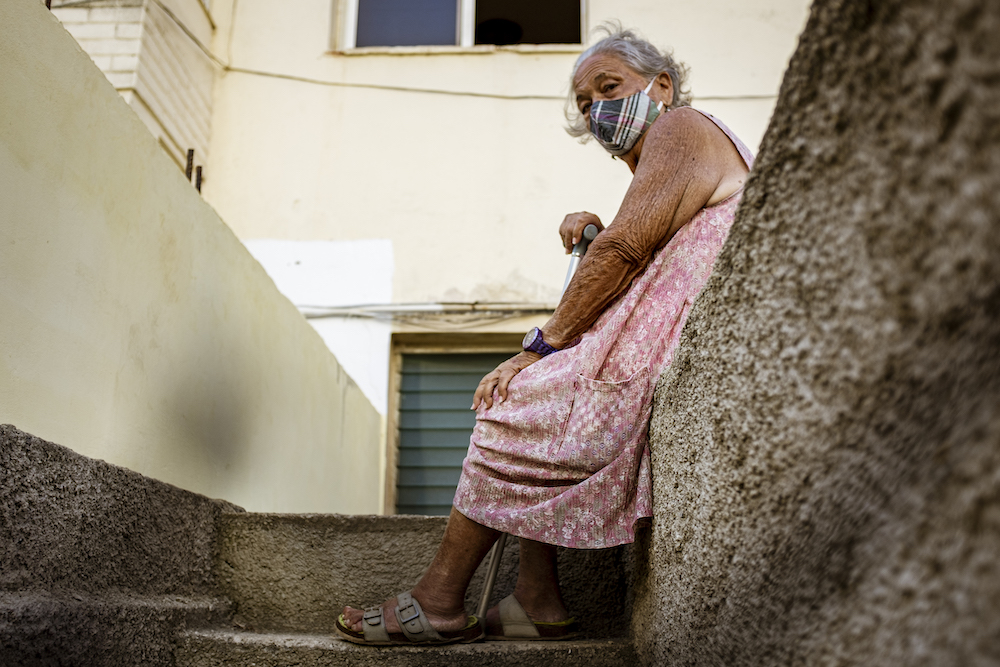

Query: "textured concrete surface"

xmin=176 ymin=629 xmax=636 ymax=667
xmin=0 ymin=592 xmax=232 ymax=667
xmin=0 ymin=423 xmax=636 ymax=664
xmin=1 ymin=425 xmax=241 ymax=596
xmin=0 ymin=425 xmax=241 ymax=665
xmin=633 ymin=0 xmax=1000 ymax=664
xmin=217 ymin=513 xmax=634 ymax=638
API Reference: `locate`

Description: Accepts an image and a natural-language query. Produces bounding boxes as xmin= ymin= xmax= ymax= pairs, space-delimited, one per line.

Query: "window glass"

xmin=356 ymin=0 xmax=457 ymax=48
xmin=475 ymin=0 xmax=581 ymax=45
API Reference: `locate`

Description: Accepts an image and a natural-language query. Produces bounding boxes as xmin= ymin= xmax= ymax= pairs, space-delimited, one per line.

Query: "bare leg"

xmin=486 ymin=537 xmax=569 ymax=634
xmin=342 ymin=508 xmax=500 ymax=633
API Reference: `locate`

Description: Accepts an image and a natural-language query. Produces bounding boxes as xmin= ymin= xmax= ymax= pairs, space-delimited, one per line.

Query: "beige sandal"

xmin=335 ymin=591 xmax=484 ymax=646
xmin=485 ymin=594 xmax=580 ymax=641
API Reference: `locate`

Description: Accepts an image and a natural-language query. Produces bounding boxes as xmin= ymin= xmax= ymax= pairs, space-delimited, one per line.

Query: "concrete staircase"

xmin=173 ymin=513 xmax=638 ymax=666
xmin=1 ymin=426 xmax=638 ymax=666
xmin=177 ymin=629 xmax=635 ymax=666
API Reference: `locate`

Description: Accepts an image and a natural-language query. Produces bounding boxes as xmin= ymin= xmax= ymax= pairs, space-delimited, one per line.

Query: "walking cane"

xmin=476 ymin=223 xmax=600 ymax=622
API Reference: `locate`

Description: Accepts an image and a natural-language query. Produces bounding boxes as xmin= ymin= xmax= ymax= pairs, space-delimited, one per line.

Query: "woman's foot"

xmin=341 ymin=586 xmax=470 ymax=635
xmin=340 ymin=508 xmax=501 ymax=638
xmin=336 ymin=588 xmax=485 ymax=645
xmin=484 ymin=589 xmax=570 ymax=636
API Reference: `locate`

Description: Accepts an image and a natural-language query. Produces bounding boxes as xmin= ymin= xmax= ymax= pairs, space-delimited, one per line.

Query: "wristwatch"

xmin=522 ymin=327 xmax=559 ymax=356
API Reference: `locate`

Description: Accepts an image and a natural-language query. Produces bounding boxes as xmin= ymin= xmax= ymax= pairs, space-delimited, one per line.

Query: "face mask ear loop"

xmin=645 ymin=78 xmax=665 ymax=112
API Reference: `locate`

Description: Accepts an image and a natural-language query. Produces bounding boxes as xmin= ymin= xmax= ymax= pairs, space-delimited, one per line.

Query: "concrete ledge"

xmin=1 ymin=425 xmax=242 ymax=597
xmin=0 ymin=425 xmax=243 ymax=666
xmin=176 ymin=629 xmax=636 ymax=667
xmin=0 ymin=593 xmax=233 ymax=667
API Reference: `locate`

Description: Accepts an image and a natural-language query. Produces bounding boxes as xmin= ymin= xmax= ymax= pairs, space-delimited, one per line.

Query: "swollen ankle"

xmin=409 ymin=587 xmax=467 ymax=620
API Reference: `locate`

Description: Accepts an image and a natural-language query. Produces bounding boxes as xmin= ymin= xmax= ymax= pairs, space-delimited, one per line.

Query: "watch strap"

xmin=523 ymin=327 xmax=559 ymax=356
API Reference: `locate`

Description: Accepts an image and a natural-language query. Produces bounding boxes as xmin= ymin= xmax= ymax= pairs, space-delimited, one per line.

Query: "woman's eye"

xmin=581 ymin=103 xmax=591 ymax=115
xmin=603 ymin=82 xmax=618 ymax=93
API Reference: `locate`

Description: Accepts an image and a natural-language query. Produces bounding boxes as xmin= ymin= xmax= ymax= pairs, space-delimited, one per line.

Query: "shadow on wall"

xmin=103 ymin=269 xmax=260 ymax=492
xmin=162 ymin=309 xmax=256 ymax=485
xmin=632 ymin=0 xmax=1000 ymax=665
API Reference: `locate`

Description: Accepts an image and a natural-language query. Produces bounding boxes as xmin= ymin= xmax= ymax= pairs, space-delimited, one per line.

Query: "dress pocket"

xmin=555 ymin=367 xmax=653 ymax=474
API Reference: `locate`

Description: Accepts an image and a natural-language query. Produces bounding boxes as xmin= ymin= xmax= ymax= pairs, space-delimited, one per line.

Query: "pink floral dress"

xmin=453 ymin=111 xmax=754 ymax=548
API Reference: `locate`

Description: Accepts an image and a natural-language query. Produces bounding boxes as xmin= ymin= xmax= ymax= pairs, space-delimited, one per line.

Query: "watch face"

xmin=522 ymin=328 xmax=539 ymax=349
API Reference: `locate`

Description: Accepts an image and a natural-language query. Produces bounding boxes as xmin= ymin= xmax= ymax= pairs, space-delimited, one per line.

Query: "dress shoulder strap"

xmin=688 ymin=108 xmax=755 ymax=170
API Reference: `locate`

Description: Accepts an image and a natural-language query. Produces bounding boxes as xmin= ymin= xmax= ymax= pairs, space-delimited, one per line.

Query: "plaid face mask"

xmin=588 ymin=79 xmax=664 ymax=156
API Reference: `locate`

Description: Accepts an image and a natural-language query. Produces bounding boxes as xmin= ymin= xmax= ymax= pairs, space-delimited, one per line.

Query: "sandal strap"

xmin=361 ymin=606 xmax=390 ymax=643
xmin=393 ymin=591 xmax=443 ymax=642
xmin=498 ymin=594 xmax=541 ymax=638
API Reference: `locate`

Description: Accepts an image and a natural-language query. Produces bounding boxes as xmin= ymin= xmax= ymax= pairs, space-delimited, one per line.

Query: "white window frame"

xmin=331 ymin=0 xmax=585 ymax=52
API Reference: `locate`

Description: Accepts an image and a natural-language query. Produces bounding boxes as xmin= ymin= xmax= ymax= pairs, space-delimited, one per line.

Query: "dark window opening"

xmin=354 ymin=0 xmax=581 ymax=48
xmin=475 ymin=0 xmax=581 ymax=45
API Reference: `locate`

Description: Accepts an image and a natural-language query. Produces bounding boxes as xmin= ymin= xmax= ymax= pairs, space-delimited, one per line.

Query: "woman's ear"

xmin=656 ymin=71 xmax=675 ymax=107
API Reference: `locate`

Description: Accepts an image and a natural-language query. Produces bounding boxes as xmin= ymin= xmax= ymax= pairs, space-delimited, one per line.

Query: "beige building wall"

xmin=49 ymin=0 xmax=810 ymax=364
xmin=1 ymin=0 xmax=383 ymax=514
xmin=203 ymin=0 xmax=810 ymax=298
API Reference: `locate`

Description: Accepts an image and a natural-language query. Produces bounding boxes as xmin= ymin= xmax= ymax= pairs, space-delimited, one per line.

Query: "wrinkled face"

xmin=573 ymin=53 xmax=658 ymax=119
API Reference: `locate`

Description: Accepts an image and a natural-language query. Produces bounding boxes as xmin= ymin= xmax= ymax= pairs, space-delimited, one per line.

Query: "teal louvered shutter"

xmin=396 ymin=353 xmax=511 ymax=515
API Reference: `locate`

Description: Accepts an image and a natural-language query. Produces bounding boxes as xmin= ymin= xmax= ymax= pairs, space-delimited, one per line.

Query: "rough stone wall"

xmin=0 ymin=425 xmax=240 ymax=665
xmin=1 ymin=424 xmax=240 ymax=596
xmin=633 ymin=0 xmax=1000 ymax=664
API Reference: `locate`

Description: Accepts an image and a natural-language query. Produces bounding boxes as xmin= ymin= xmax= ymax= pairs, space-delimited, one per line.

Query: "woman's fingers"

xmin=559 ymin=215 xmax=576 ymax=253
xmin=471 ymin=352 xmax=543 ymax=410
xmin=473 ymin=367 xmax=508 ymax=409
xmin=496 ymin=367 xmax=517 ymax=401
xmin=560 ymin=212 xmax=603 ymax=253
xmin=472 ymin=372 xmax=498 ymax=409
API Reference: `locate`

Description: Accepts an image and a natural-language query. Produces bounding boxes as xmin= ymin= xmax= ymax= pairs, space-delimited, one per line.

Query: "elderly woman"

xmin=337 ymin=25 xmax=753 ymax=645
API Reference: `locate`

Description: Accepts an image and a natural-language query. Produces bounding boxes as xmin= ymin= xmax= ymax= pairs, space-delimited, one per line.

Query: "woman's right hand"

xmin=472 ymin=351 xmax=542 ymax=410
xmin=559 ymin=211 xmax=604 ymax=254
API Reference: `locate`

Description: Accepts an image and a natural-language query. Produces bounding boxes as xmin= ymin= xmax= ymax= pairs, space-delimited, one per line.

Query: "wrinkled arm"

xmin=543 ymin=109 xmax=732 ymax=349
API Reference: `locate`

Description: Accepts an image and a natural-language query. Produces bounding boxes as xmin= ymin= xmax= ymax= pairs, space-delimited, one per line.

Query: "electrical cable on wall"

xmin=299 ymin=302 xmax=557 ymax=331
xmin=50 ymin=0 xmax=777 ymax=103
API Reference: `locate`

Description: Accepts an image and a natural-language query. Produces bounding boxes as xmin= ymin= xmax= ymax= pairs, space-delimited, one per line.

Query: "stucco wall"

xmin=634 ymin=0 xmax=1000 ymax=664
xmin=0 ymin=0 xmax=383 ymax=515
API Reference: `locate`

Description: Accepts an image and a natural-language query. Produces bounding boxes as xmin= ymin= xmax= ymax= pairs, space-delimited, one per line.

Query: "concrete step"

xmin=0 ymin=591 xmax=233 ymax=667
xmin=215 ymin=513 xmax=637 ymax=638
xmin=176 ymin=628 xmax=637 ymax=666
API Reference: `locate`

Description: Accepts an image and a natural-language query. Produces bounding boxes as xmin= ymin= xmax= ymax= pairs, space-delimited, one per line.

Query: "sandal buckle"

xmin=363 ymin=608 xmax=382 ymax=625
xmin=397 ymin=602 xmax=419 ymax=626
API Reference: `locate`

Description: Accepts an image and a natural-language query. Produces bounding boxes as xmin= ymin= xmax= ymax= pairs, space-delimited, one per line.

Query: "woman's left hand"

xmin=472 ymin=351 xmax=543 ymax=410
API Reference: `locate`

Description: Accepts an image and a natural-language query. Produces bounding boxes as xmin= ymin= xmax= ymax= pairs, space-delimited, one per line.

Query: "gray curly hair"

xmin=565 ymin=22 xmax=692 ymax=140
